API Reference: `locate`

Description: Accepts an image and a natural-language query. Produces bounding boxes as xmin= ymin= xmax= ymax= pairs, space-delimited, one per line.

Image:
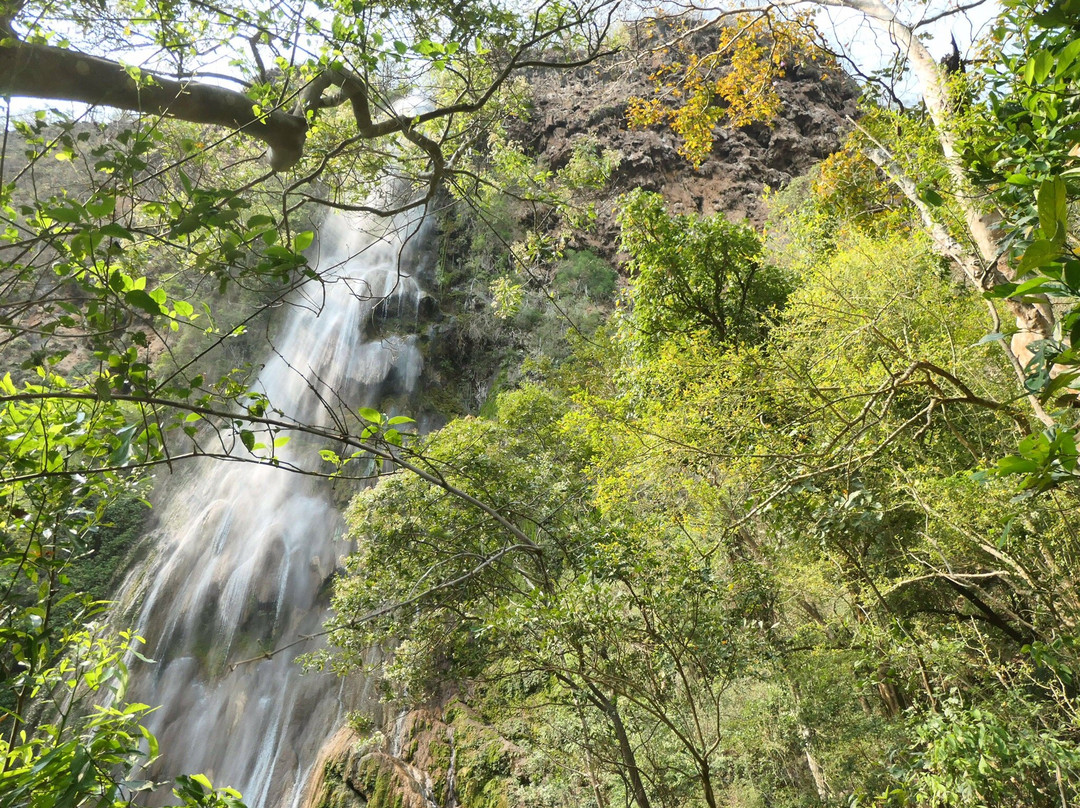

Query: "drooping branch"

xmin=0 ymin=39 xmax=453 ymax=178
xmin=0 ymin=388 xmax=544 ymax=556
xmin=805 ymin=0 xmax=1056 ymax=383
xmin=859 ymin=145 xmax=1056 ymax=415
xmin=806 ymin=3 xmax=1051 ymax=261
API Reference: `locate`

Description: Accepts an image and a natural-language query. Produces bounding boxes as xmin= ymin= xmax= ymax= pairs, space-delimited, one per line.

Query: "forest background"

xmin=2 ymin=0 xmax=1080 ymax=806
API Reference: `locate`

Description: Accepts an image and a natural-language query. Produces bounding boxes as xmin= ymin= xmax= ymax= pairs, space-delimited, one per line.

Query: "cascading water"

xmin=115 ymin=199 xmax=431 ymax=808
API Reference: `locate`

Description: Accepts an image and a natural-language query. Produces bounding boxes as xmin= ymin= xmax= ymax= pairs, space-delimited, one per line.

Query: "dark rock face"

xmin=509 ymin=36 xmax=859 ymax=252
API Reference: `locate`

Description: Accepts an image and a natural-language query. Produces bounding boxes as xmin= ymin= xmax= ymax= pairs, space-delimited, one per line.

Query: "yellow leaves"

xmin=490 ymin=275 xmax=524 ymax=319
xmin=813 ymin=144 xmax=870 ymax=199
xmin=626 ymin=97 xmax=664 ymax=128
xmin=627 ymin=14 xmax=827 ymax=168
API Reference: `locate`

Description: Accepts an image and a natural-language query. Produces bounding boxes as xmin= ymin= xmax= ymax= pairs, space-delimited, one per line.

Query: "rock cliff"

xmin=511 ymin=27 xmax=859 ymax=247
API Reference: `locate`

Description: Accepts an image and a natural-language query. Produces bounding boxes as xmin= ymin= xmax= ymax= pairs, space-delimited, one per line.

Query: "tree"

xmin=0 ymin=0 xmax=617 ymax=475
xmin=0 ymin=0 xmax=616 ymax=801
xmin=1 ymin=0 xmax=615 ymax=185
xmin=322 ymin=385 xmax=778 ymax=808
xmin=5 ymin=1 xmax=1080 ymax=806
xmin=627 ymin=0 xmax=1066 ymax=415
xmin=617 ymin=188 xmax=791 ymax=351
xmin=315 ymin=5 xmax=1080 ymax=807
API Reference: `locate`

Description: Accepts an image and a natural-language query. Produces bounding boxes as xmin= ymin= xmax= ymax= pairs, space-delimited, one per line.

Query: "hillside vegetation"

xmin=312 ymin=9 xmax=1080 ymax=808
xmin=2 ymin=1 xmax=1080 ymax=807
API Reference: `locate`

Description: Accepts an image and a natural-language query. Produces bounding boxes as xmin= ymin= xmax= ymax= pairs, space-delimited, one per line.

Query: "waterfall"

xmin=115 ymin=199 xmax=431 ymax=808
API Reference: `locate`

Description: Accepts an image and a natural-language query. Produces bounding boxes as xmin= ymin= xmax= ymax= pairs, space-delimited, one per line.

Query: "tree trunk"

xmin=589 ymin=686 xmax=652 ymax=808
xmin=699 ymin=759 xmax=718 ymax=808
xmin=818 ymin=0 xmax=1056 ymax=364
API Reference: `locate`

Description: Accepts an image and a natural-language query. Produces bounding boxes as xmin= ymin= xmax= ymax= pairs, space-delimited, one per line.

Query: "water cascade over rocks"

xmin=115 ymin=198 xmax=432 ymax=808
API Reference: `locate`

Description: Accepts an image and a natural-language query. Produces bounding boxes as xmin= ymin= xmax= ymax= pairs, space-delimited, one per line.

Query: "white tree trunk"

xmin=813 ymin=0 xmax=1056 ymax=367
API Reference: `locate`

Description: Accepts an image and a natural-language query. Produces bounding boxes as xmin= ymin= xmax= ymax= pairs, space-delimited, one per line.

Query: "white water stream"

xmin=116 ymin=201 xmax=431 ymax=808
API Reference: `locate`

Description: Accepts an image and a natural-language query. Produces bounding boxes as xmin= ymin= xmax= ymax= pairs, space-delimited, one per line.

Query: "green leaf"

xmin=139 ymin=725 xmax=159 ymax=759
xmin=1039 ymin=371 xmax=1080 ymax=402
xmin=1037 ymin=178 xmax=1067 ymax=240
xmin=1035 ymin=0 xmax=1080 ymax=27
xmin=191 ymin=773 xmax=214 ymax=792
xmin=169 ymin=215 xmax=204 ymax=237
xmin=386 ymin=415 xmax=415 ymax=425
xmin=239 ymin=430 xmax=255 ymax=451
xmin=358 ymin=407 xmax=382 ymax=424
xmin=86 ymin=195 xmax=116 ymax=218
xmin=1026 ymin=49 xmax=1054 ymax=84
xmin=996 ymin=455 xmax=1040 ymax=475
xmin=124 ymin=289 xmax=166 ymax=316
xmin=1063 ymin=261 xmax=1080 ymax=292
xmin=984 ymin=282 xmax=1019 ymax=299
xmin=97 ymin=223 xmax=134 ymax=240
xmin=94 ymin=376 xmax=112 ymax=402
xmin=293 ymin=230 xmax=314 ymax=252
xmin=108 ymin=424 xmax=137 ymax=466
xmin=1009 ymin=275 xmax=1059 ymax=297
xmin=917 ymin=187 xmax=944 ymax=207
xmin=1017 ymin=240 xmax=1061 ymax=274
xmin=45 ymin=204 xmax=85 ymax=224
xmin=1056 ymin=38 xmax=1080 ymax=74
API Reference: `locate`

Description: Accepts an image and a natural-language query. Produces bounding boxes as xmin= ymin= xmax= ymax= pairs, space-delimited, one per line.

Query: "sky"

xmin=815 ymin=0 xmax=1002 ymax=102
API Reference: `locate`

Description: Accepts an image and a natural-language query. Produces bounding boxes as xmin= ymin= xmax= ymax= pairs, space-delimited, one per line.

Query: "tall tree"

xmin=0 ymin=0 xmax=613 ymax=801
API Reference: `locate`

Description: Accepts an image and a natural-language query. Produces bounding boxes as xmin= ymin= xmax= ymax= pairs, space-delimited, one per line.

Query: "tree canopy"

xmin=4 ymin=0 xmax=1080 ymax=806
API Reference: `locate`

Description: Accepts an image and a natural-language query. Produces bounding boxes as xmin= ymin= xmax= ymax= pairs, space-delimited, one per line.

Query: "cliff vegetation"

xmin=2 ymin=1 xmax=1080 ymax=807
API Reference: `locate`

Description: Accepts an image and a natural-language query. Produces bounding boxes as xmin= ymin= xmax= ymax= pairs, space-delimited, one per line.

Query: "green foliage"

xmin=0 ymin=0 xmax=610 ymax=802
xmin=326 ymin=382 xmax=780 ymax=808
xmin=890 ymin=692 xmax=1080 ymax=807
xmin=982 ymin=176 xmax=1080 ymax=492
xmin=489 ymin=275 xmax=526 ymax=319
xmin=328 ymin=145 xmax=1080 ymax=808
xmin=7 ymin=4 xmax=1080 ymax=808
xmin=553 ymin=250 xmax=618 ymax=301
xmin=966 ymin=0 xmax=1080 ymax=218
xmin=0 ymin=625 xmax=243 ymax=808
xmin=618 ymin=189 xmax=792 ymax=351
xmin=172 ymin=774 xmax=247 ymax=807
xmin=0 ymin=366 xmax=153 ymax=725
xmin=0 ymin=628 xmax=156 ymax=808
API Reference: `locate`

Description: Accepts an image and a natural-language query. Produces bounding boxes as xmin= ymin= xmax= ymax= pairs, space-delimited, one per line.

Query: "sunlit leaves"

xmin=489 ymin=275 xmax=524 ymax=319
xmin=0 ymin=628 xmax=160 ymax=808
xmin=617 ymin=188 xmax=790 ymax=352
xmin=965 ymin=0 xmax=1080 ymax=217
xmin=627 ymin=12 xmax=826 ymax=167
